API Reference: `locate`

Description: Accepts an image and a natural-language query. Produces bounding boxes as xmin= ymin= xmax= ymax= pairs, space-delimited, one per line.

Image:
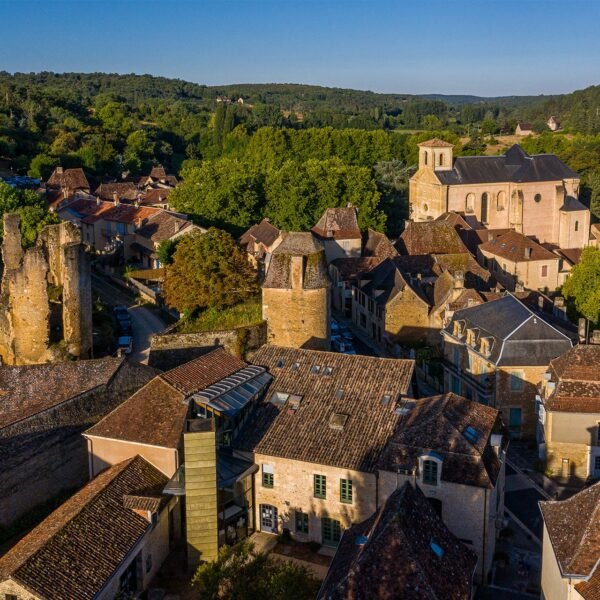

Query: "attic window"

xmin=382 ymin=394 xmax=392 ymax=406
xmin=329 ymin=413 xmax=349 ymax=430
xmin=463 ymin=426 xmax=481 ymax=444
xmin=324 ymin=366 xmax=333 ymax=376
xmin=430 ymin=541 xmax=445 ymax=559
xmin=311 ymin=365 xmax=321 ymax=374
xmin=335 ymin=389 xmax=344 ymax=399
xmin=269 ymin=392 xmax=289 ymax=407
xmin=276 ymin=360 xmax=285 ymax=368
xmin=292 ymin=362 xmax=300 ymax=371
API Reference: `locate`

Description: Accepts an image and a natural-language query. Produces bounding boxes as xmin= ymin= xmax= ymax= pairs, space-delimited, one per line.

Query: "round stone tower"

xmin=262 ymin=232 xmax=330 ymax=350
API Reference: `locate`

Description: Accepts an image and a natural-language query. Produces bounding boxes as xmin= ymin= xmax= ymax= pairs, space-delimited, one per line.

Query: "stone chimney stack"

xmin=56 ymin=166 xmax=64 ymax=175
xmin=113 ymin=192 xmax=120 ymax=206
xmin=553 ymin=296 xmax=567 ymax=320
xmin=524 ymin=247 xmax=532 ymax=259
xmin=591 ymin=330 xmax=600 ymax=345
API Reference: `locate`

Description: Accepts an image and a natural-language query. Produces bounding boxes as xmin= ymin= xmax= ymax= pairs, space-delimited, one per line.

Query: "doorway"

xmin=260 ymin=504 xmax=278 ymax=534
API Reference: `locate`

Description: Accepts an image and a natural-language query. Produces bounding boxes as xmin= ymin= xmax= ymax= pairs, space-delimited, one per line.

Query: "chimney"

xmin=174 ymin=220 xmax=181 ymax=234
xmin=96 ymin=196 xmax=101 ymax=206
xmin=56 ymin=166 xmax=64 ymax=175
xmin=290 ymin=255 xmax=304 ymax=290
xmin=515 ymin=280 xmax=525 ymax=292
xmin=579 ymin=318 xmax=588 ymax=343
xmin=113 ymin=192 xmax=120 ymax=206
xmin=136 ymin=217 xmax=143 ymax=229
xmin=553 ymin=296 xmax=567 ymax=320
xmin=592 ymin=330 xmax=600 ymax=345
xmin=524 ymin=247 xmax=532 ymax=259
xmin=490 ymin=433 xmax=503 ymax=456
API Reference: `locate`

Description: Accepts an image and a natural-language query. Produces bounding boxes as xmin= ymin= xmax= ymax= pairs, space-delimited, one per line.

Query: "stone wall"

xmin=0 ymin=214 xmax=93 ymax=365
xmin=148 ymin=322 xmax=267 ymax=370
xmin=0 ymin=360 xmax=157 ymax=529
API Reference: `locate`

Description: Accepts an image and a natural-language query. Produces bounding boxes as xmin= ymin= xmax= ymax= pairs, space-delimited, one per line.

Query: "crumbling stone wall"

xmin=0 ymin=360 xmax=158 ymax=529
xmin=0 ymin=214 xmax=93 ymax=365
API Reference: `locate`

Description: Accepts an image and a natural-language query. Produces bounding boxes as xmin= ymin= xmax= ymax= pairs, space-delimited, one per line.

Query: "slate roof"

xmin=398 ymin=221 xmax=469 ymax=255
xmin=234 ymin=345 xmax=414 ymax=473
xmin=318 ymin=482 xmax=477 ymax=600
xmin=0 ymin=456 xmax=168 ymax=600
xmin=0 ymin=358 xmax=126 ymax=431
xmin=362 ymin=228 xmax=399 ymax=258
xmin=47 ymin=167 xmax=90 ymax=191
xmin=263 ymin=233 xmax=330 ymax=290
xmin=378 ymin=393 xmax=504 ymax=488
xmin=239 ymin=218 xmax=280 ymax=249
xmin=539 ymin=481 xmax=600 ymax=580
xmin=330 ymin=257 xmax=383 ymax=281
xmin=312 ymin=206 xmax=361 ymax=240
xmin=443 ymin=294 xmax=572 ymax=366
xmin=135 ymin=211 xmax=194 ymax=244
xmin=95 ymin=182 xmax=139 ymax=201
xmin=545 ymin=345 xmax=600 ymax=413
xmin=86 ymin=348 xmax=247 ymax=448
xmin=435 ymin=145 xmax=579 ymax=186
xmin=480 ymin=230 xmax=558 ymax=262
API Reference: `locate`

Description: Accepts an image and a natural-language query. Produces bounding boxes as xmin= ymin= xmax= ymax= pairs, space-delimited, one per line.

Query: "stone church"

xmin=409 ymin=139 xmax=589 ymax=249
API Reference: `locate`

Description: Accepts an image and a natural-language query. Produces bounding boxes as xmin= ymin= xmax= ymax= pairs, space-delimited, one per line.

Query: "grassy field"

xmin=178 ymin=299 xmax=263 ymax=333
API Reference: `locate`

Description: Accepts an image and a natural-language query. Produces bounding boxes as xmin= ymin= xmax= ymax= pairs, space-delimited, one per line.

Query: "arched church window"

xmin=465 ymin=193 xmax=475 ymax=213
xmin=438 ymin=153 xmax=444 ymax=166
xmin=497 ymin=191 xmax=506 ymax=211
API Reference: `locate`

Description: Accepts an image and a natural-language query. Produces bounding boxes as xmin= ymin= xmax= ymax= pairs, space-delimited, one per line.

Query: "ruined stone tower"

xmin=262 ymin=232 xmax=330 ymax=351
xmin=0 ymin=214 xmax=93 ymax=365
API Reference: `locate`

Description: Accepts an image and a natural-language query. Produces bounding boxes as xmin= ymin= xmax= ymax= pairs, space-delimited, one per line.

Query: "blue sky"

xmin=2 ymin=0 xmax=600 ymax=96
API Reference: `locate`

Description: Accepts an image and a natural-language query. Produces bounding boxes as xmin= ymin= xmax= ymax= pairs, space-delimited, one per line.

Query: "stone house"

xmin=477 ymin=230 xmax=562 ymax=291
xmin=232 ymin=346 xmax=415 ymax=550
xmin=312 ymin=206 xmax=362 ymax=263
xmin=538 ymin=344 xmax=600 ymax=482
xmin=398 ymin=219 xmax=470 ymax=256
xmin=376 ymin=393 xmax=506 ymax=584
xmin=441 ymin=294 xmax=573 ymax=438
xmin=409 ymin=140 xmax=587 ymax=249
xmin=94 ymin=181 xmax=139 ymax=202
xmin=239 ymin=218 xmax=282 ymax=274
xmin=0 ymin=357 xmax=157 ymax=528
xmin=137 ymin=165 xmax=178 ymax=190
xmin=131 ymin=210 xmax=203 ymax=269
xmin=262 ymin=232 xmax=331 ymax=351
xmin=317 ymin=482 xmax=478 ymax=600
xmin=0 ymin=456 xmax=178 ymax=600
xmin=539 ymin=481 xmax=600 ymax=600
xmin=547 ymin=116 xmax=561 ymax=131
xmin=515 ymin=122 xmax=534 ymax=136
xmin=46 ymin=166 xmax=91 ymax=208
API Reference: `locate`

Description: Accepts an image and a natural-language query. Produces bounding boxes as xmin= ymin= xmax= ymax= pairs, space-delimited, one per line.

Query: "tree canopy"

xmin=164 ymin=228 xmax=258 ymax=313
xmin=192 ymin=540 xmax=319 ymax=600
xmin=562 ymin=246 xmax=600 ymax=325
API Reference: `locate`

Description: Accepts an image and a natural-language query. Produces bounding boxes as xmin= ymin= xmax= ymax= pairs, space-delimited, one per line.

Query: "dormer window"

xmin=419 ymin=452 xmax=443 ymax=486
xmin=453 ymin=320 xmax=465 ymax=338
xmin=480 ymin=337 xmax=492 ymax=357
xmin=466 ymin=328 xmax=477 ymax=347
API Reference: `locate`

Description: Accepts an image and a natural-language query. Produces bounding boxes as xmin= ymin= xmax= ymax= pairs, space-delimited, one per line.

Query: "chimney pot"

xmin=592 ymin=330 xmax=600 ymax=345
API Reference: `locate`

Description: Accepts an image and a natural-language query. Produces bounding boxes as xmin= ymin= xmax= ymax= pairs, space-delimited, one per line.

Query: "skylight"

xmin=335 ymin=389 xmax=344 ymax=399
xmin=329 ymin=413 xmax=349 ymax=430
xmin=276 ymin=359 xmax=285 ymax=368
xmin=430 ymin=541 xmax=444 ymax=558
xmin=463 ymin=426 xmax=480 ymax=444
xmin=382 ymin=394 xmax=392 ymax=406
xmin=324 ymin=366 xmax=333 ymax=376
xmin=292 ymin=362 xmax=300 ymax=371
xmin=311 ymin=365 xmax=321 ymax=374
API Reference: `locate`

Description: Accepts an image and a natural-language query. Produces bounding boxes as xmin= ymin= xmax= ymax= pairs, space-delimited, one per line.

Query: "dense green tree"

xmin=156 ymin=238 xmax=179 ymax=266
xmin=562 ymin=247 xmax=600 ymax=324
xmin=582 ymin=168 xmax=600 ymax=219
xmin=27 ymin=153 xmax=59 ymax=179
xmin=164 ymin=228 xmax=258 ymax=313
xmin=374 ymin=159 xmax=414 ymax=235
xmin=192 ymin=540 xmax=319 ymax=600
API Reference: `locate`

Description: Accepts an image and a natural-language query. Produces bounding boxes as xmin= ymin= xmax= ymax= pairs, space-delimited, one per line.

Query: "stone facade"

xmin=0 ymin=214 xmax=92 ymax=364
xmin=0 ymin=360 xmax=156 ymax=529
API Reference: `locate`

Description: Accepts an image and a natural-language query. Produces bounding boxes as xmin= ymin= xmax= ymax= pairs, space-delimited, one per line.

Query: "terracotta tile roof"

xmin=546 ymin=345 xmax=600 ymax=413
xmin=239 ymin=219 xmax=280 ymax=249
xmin=312 ymin=207 xmax=361 ymax=240
xmin=47 ymin=167 xmax=90 ymax=191
xmin=95 ymin=182 xmax=139 ymax=201
xmin=378 ymin=393 xmax=504 ymax=488
xmin=362 ymin=228 xmax=399 ymax=258
xmin=140 ymin=187 xmax=172 ymax=206
xmin=539 ymin=481 xmax=600 ymax=579
xmin=60 ymin=197 xmax=161 ymax=225
xmin=0 ymin=456 xmax=168 ymax=600
xmin=150 ymin=166 xmax=167 ymax=179
xmin=234 ymin=346 xmax=414 ymax=472
xmin=556 ymin=248 xmax=582 ymax=266
xmin=517 ymin=122 xmax=533 ymax=131
xmin=480 ymin=230 xmax=558 ymax=262
xmin=87 ymin=348 xmax=247 ymax=448
xmin=398 ymin=221 xmax=469 ymax=256
xmin=135 ymin=211 xmax=194 ymax=243
xmin=447 ymin=288 xmax=486 ymax=312
xmin=576 ymin=566 xmax=600 ymax=600
xmin=318 ymin=482 xmax=477 ymax=600
xmin=418 ymin=138 xmax=454 ymax=148
xmin=263 ymin=233 xmax=330 ymax=290
xmin=85 ymin=377 xmax=188 ymax=448
xmin=161 ymin=347 xmax=247 ymax=396
xmin=435 ymin=211 xmax=473 ymax=231
xmin=0 ymin=358 xmax=126 ymax=430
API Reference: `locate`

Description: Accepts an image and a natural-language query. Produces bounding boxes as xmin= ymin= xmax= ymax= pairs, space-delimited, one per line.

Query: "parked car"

xmin=117 ymin=335 xmax=133 ymax=355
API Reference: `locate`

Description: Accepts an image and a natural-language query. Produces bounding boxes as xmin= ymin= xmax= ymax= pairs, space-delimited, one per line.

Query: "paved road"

xmin=91 ymin=273 xmax=167 ymax=364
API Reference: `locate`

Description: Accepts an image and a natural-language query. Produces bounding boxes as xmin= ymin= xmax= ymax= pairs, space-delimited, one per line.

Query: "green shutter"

xmin=314 ymin=474 xmax=326 ymax=499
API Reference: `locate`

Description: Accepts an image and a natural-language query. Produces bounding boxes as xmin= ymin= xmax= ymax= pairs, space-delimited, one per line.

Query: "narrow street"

xmin=91 ymin=273 xmax=168 ymax=364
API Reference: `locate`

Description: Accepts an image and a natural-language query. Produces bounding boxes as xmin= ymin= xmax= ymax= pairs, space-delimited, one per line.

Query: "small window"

xmin=342 ymin=240 xmax=350 ymax=251
xmin=510 ymin=371 xmax=524 ymax=391
xmin=463 ymin=426 xmax=480 ymax=444
xmin=329 ymin=413 xmax=349 ymax=430
xmin=423 ymin=152 xmax=428 ymax=166
xmin=438 ymin=153 xmax=444 ymax=166
xmin=422 ymin=460 xmax=438 ymax=485
xmin=541 ymin=265 xmax=548 ymax=278
xmin=311 ymin=365 xmax=321 ymax=374
xmin=295 ymin=510 xmax=309 ymax=534
xmin=595 ymin=455 xmax=600 ymax=470
xmin=324 ymin=366 xmax=333 ymax=376
xmin=430 ymin=541 xmax=445 ymax=558
xmin=262 ymin=465 xmax=274 ymax=488
xmin=276 ymin=359 xmax=285 ymax=368
xmin=534 ymin=193 xmax=542 ymax=203
xmin=292 ymin=362 xmax=300 ymax=371
xmin=382 ymin=394 xmax=392 ymax=406
xmin=423 ymin=203 xmax=429 ymax=213
xmin=340 ymin=478 xmax=353 ymax=504
xmin=335 ymin=389 xmax=344 ymax=399
xmin=575 ymin=221 xmax=579 ymax=232
xmin=314 ymin=474 xmax=326 ymax=499
xmin=322 ymin=517 xmax=342 ymax=546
